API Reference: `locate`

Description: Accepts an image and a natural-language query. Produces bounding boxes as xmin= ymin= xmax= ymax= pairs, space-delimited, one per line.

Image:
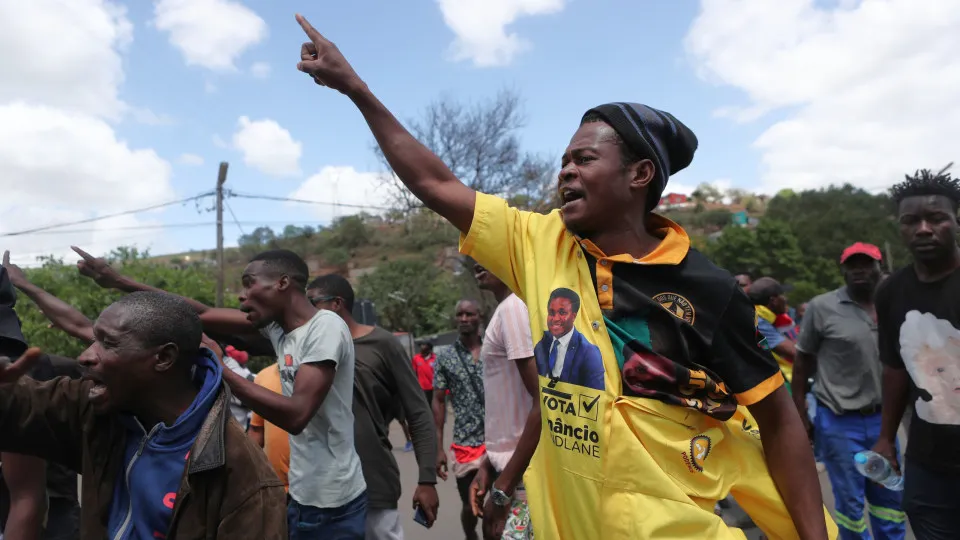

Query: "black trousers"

xmin=903 ymin=459 xmax=960 ymax=540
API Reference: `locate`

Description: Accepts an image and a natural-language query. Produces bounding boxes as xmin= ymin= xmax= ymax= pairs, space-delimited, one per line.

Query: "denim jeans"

xmin=287 ymin=492 xmax=367 ymax=540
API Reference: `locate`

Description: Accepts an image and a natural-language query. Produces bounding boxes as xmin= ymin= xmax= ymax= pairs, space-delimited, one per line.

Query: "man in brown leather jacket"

xmin=0 ymin=291 xmax=286 ymax=539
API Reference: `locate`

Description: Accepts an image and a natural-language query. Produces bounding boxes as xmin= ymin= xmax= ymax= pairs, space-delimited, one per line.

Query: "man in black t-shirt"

xmin=874 ymin=166 xmax=960 ymax=539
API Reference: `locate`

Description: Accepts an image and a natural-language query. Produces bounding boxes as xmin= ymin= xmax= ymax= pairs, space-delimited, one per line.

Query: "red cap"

xmin=840 ymin=242 xmax=882 ymax=264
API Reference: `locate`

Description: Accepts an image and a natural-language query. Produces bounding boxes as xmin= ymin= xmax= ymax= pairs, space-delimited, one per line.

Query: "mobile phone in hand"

xmin=413 ymin=505 xmax=431 ymax=528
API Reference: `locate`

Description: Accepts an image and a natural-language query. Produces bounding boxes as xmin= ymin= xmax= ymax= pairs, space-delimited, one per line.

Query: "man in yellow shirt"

xmin=249 ymin=365 xmax=289 ymax=491
xmin=290 ymin=13 xmax=836 ymax=539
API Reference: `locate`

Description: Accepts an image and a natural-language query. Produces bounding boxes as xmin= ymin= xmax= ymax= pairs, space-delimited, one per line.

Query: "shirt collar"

xmin=577 ymin=214 xmax=690 ymax=265
xmin=553 ymin=329 xmax=574 ymax=348
xmin=836 ymin=286 xmax=853 ymax=303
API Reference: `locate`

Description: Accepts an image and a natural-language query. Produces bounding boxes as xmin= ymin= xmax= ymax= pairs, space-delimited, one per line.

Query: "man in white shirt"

xmin=469 ymin=263 xmax=540 ymax=539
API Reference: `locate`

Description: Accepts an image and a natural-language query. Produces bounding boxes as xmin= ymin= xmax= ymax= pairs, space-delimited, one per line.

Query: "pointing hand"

xmin=295 ymin=14 xmax=364 ymax=95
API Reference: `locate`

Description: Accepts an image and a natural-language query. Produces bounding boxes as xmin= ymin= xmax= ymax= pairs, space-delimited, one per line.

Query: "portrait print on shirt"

xmin=534 ymin=288 xmax=605 ymax=390
xmin=899 ymin=310 xmax=960 ymax=425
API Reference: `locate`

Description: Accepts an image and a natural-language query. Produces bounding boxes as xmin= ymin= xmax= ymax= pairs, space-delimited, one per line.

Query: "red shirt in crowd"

xmin=411 ymin=353 xmax=436 ymax=391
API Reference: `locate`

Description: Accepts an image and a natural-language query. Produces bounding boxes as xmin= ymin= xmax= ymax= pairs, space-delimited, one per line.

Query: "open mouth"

xmin=560 ymin=188 xmax=584 ymax=208
xmin=82 ymin=373 xmax=109 ymax=404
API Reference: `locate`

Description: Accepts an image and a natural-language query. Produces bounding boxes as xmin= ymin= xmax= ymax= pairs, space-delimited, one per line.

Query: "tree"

xmin=703 ymin=220 xmax=807 ymax=285
xmin=764 ymin=184 xmax=906 ymax=275
xmin=692 ymin=182 xmax=724 ymax=204
xmin=329 ymin=215 xmax=370 ymax=250
xmin=238 ymin=226 xmax=276 ymax=249
xmin=506 ymin=155 xmax=560 ymax=213
xmin=375 ymin=89 xmax=546 ymax=211
xmin=357 ymin=259 xmax=462 ymax=335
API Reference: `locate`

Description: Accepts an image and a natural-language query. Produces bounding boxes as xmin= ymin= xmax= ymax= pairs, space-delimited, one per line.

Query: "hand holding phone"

xmin=413 ymin=505 xmax=431 ymax=528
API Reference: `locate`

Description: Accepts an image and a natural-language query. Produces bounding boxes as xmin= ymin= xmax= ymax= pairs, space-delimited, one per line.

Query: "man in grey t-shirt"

xmin=195 ymin=250 xmax=368 ymax=540
xmin=793 ymin=243 xmax=905 ymax=539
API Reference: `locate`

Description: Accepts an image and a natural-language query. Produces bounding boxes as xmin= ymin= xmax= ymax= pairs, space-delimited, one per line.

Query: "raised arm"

xmin=71 ymin=246 xmax=264 ymax=340
xmin=3 ymin=251 xmax=94 ymax=343
xmin=294 ymin=14 xmax=476 ymax=233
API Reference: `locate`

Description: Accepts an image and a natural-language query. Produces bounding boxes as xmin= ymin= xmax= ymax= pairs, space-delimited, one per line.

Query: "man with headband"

xmin=289 ymin=12 xmax=835 ymax=539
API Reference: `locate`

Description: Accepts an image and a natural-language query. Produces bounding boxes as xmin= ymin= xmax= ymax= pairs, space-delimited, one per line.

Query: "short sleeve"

xmin=433 ymin=354 xmax=449 ymax=391
xmin=501 ymin=297 xmax=535 ymax=361
xmin=795 ymin=299 xmax=823 ymax=355
xmin=459 ymin=192 xmax=559 ymax=300
xmin=300 ymin=314 xmax=349 ymax=367
xmin=875 ymin=281 xmax=904 ymax=369
xmin=756 ymin=318 xmax=785 ymax=350
xmin=710 ymin=290 xmax=784 ymax=406
xmin=249 ymin=411 xmax=265 ymax=428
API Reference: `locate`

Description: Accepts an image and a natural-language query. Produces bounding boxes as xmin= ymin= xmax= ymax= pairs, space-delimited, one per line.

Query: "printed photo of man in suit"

xmin=534 ymin=288 xmax=605 ymax=390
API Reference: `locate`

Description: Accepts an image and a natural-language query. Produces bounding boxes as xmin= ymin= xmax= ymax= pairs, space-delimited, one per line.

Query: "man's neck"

xmin=491 ymin=284 xmax=511 ymax=304
xmin=585 ymin=219 xmax=662 ymax=258
xmin=459 ymin=332 xmax=482 ymax=350
xmin=343 ymin=314 xmax=375 ymax=340
xmin=914 ymin=247 xmax=960 ymax=282
xmin=136 ymin=378 xmax=200 ymax=428
xmin=279 ymin=295 xmax=319 ymax=333
xmin=846 ymin=285 xmax=874 ymax=306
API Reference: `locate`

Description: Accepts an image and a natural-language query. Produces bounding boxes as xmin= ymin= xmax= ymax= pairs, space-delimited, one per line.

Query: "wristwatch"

xmin=491 ymin=486 xmax=511 ymax=507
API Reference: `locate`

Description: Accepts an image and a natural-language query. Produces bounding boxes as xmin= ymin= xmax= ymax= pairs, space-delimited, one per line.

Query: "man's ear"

xmin=155 ymin=343 xmax=179 ymax=373
xmin=276 ymin=275 xmax=291 ymax=292
xmin=629 ymin=159 xmax=656 ymax=190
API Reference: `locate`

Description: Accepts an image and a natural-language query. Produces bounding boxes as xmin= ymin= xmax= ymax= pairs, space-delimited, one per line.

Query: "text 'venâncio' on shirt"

xmin=459 ymin=191 xmax=836 ymax=539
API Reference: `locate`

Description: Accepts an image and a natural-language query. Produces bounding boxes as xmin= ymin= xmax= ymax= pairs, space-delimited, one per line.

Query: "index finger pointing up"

xmin=70 ymin=245 xmax=95 ymax=262
xmin=296 ymin=13 xmax=323 ymax=42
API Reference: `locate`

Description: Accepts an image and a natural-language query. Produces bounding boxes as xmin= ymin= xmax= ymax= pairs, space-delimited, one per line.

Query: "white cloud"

xmin=685 ymin=0 xmax=960 ymax=194
xmin=0 ymin=1 xmax=177 ymax=265
xmin=0 ymin=103 xmax=174 ymax=266
xmin=179 ymin=153 xmax=205 ymax=166
xmin=0 ymin=0 xmax=131 ymax=119
xmin=233 ymin=116 xmax=302 ymax=177
xmin=153 ymin=0 xmax=268 ymax=71
xmin=0 ymin=104 xmax=174 ymax=210
xmin=129 ymin=107 xmax=175 ymax=126
xmin=437 ymin=0 xmax=565 ymax=67
xmin=289 ymin=166 xmax=392 ymax=223
xmin=250 ymin=62 xmax=271 ymax=79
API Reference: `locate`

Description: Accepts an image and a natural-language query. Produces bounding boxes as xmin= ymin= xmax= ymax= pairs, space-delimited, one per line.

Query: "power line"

xmin=11 ymin=220 xmax=339 ymax=236
xmin=224 ymin=199 xmax=246 ymax=236
xmin=229 ymin=192 xmax=393 ymax=212
xmin=0 ymin=192 xmax=215 ymax=238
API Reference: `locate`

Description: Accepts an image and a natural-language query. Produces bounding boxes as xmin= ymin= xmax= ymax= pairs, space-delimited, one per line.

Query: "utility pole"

xmin=216 ymin=162 xmax=229 ymax=307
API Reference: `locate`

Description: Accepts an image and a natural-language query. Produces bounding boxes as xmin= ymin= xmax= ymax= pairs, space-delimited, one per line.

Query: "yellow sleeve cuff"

xmin=735 ymin=371 xmax=785 ymax=406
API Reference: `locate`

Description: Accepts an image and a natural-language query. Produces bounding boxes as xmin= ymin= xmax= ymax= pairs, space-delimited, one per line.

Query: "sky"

xmin=1 ymin=0 xmax=958 ymax=265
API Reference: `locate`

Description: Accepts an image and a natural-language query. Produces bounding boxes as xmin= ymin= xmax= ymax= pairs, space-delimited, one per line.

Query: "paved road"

xmin=389 ymin=418 xmax=914 ymax=539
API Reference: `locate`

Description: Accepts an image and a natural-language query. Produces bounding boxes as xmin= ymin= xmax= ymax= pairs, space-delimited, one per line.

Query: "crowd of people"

xmin=0 ymin=12 xmax=956 ymax=540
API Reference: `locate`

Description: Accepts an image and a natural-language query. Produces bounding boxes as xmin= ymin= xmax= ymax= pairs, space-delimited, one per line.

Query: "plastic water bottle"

xmin=853 ymin=451 xmax=903 ymax=491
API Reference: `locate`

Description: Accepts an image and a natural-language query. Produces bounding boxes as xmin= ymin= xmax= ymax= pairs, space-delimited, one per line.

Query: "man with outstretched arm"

xmin=289 ymin=12 xmax=835 ymax=539
xmin=0 ymin=292 xmax=286 ymax=538
xmin=71 ymin=246 xmax=369 ymax=539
